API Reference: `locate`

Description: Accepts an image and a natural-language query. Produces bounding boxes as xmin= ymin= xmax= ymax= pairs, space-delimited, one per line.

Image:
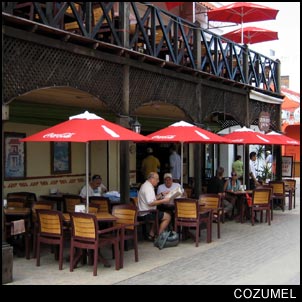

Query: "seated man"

xmin=79 ymin=174 xmax=107 ymax=199
xmin=138 ymin=172 xmax=171 ymax=240
xmin=207 ymin=167 xmax=233 ymax=220
xmin=157 ymin=173 xmax=183 ymax=203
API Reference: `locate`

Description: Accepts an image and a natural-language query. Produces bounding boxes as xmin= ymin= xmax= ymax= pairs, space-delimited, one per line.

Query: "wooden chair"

xmin=112 ymin=204 xmax=138 ymax=269
xmin=283 ymin=179 xmax=296 ymax=210
xmin=69 ymin=212 xmax=121 ymax=276
xmin=130 ymin=197 xmax=159 ymax=240
xmin=63 ymin=194 xmax=82 ymax=213
xmin=7 ymin=198 xmax=27 ymax=208
xmin=199 ymin=194 xmax=223 ymax=239
xmin=31 ymin=200 xmax=54 ymax=258
xmin=174 ymin=198 xmax=212 ymax=247
xmin=36 ymin=209 xmax=65 ymax=270
xmin=250 ymin=188 xmax=272 ymax=226
xmin=269 ymin=181 xmax=286 ymax=212
xmin=89 ymin=196 xmax=110 ymax=213
xmin=7 ymin=192 xmax=37 ymax=208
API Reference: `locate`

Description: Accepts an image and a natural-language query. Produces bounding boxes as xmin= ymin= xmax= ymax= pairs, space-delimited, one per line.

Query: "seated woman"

xmin=224 ymin=172 xmax=242 ymax=218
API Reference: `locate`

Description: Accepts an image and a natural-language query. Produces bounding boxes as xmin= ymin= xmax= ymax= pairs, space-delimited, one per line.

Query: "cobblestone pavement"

xmin=5 ymin=179 xmax=300 ymax=285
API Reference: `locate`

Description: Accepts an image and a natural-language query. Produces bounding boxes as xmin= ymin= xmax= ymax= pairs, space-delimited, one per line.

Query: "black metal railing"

xmin=2 ymin=2 xmax=280 ymax=93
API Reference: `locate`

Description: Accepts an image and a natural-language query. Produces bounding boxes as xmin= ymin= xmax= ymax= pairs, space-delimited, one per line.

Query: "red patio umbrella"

xmin=223 ymin=126 xmax=276 ymax=145
xmin=207 ymin=2 xmax=279 ymax=44
xmin=222 ymin=26 xmax=278 ymax=44
xmin=21 ymin=111 xmax=149 ymax=211
xmin=147 ymin=121 xmax=230 ymax=187
xmin=266 ymin=131 xmax=300 ymax=146
xmin=223 ymin=127 xmax=277 ymax=186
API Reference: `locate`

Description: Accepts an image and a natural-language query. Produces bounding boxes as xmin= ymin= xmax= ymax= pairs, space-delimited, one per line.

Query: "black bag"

xmin=154 ymin=230 xmax=179 ymax=250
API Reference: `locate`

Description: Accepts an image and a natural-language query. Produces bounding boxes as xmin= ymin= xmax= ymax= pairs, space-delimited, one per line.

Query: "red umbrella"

xmin=266 ymin=131 xmax=300 ymax=146
xmin=223 ymin=127 xmax=277 ymax=186
xmin=208 ymin=2 xmax=279 ymax=44
xmin=223 ymin=127 xmax=275 ymax=145
xmin=222 ymin=26 xmax=278 ymax=44
xmin=21 ymin=111 xmax=149 ymax=210
xmin=147 ymin=121 xmax=230 ymax=187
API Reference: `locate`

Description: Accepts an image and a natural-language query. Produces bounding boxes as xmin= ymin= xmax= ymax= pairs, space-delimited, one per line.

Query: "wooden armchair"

xmin=7 ymin=192 xmax=37 ymax=208
xmin=112 ymin=204 xmax=138 ymax=269
xmin=250 ymin=188 xmax=272 ymax=226
xmin=63 ymin=194 xmax=82 ymax=213
xmin=269 ymin=181 xmax=286 ymax=212
xmin=283 ymin=179 xmax=296 ymax=210
xmin=69 ymin=212 xmax=121 ymax=276
xmin=174 ymin=198 xmax=212 ymax=247
xmin=31 ymin=200 xmax=54 ymax=258
xmin=36 ymin=209 xmax=65 ymax=270
xmin=199 ymin=194 xmax=223 ymax=239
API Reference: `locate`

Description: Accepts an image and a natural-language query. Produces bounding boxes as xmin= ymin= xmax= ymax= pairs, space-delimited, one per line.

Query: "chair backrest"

xmin=70 ymin=212 xmax=98 ymax=241
xmin=7 ymin=198 xmax=27 ymax=208
xmin=198 ymin=194 xmax=221 ymax=210
xmin=32 ymin=201 xmax=54 ymax=223
xmin=63 ymin=194 xmax=82 ymax=213
xmin=283 ymin=179 xmax=296 ymax=191
xmin=89 ymin=196 xmax=110 ymax=213
xmin=7 ymin=192 xmax=37 ymax=207
xmin=252 ymin=188 xmax=271 ymax=205
xmin=269 ymin=181 xmax=285 ymax=195
xmin=112 ymin=204 xmax=137 ymax=230
xmin=88 ymin=204 xmax=99 ymax=214
xmin=174 ymin=198 xmax=199 ymax=220
xmin=37 ymin=209 xmax=64 ymax=236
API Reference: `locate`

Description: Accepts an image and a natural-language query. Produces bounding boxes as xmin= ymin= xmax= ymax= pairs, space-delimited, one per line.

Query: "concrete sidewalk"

xmin=5 ymin=178 xmax=300 ymax=285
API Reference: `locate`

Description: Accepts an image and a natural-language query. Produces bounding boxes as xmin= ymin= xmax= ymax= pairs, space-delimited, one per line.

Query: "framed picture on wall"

xmin=51 ymin=142 xmax=71 ymax=174
xmin=282 ymin=156 xmax=293 ymax=178
xmin=4 ymin=132 xmax=26 ymax=180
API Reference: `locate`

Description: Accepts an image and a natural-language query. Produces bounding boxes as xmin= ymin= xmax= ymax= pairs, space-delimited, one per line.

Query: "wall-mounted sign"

xmin=259 ymin=111 xmax=270 ymax=132
xmin=282 ymin=156 xmax=293 ymax=177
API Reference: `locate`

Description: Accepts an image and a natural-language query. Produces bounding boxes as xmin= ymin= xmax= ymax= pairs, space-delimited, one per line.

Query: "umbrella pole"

xmin=180 ymin=142 xmax=184 ymax=188
xmin=241 ymin=21 xmax=243 ymax=44
xmin=85 ymin=142 xmax=89 ymax=213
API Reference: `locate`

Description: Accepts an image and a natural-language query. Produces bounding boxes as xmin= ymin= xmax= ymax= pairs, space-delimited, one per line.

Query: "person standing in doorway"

xmin=141 ymin=147 xmax=161 ymax=180
xmin=169 ymin=145 xmax=181 ymax=183
xmin=232 ymin=155 xmax=243 ymax=182
xmin=265 ymin=150 xmax=273 ymax=174
xmin=249 ymin=151 xmax=260 ymax=190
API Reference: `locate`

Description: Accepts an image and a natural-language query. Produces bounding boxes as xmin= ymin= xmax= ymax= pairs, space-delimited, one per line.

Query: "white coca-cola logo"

xmin=43 ymin=132 xmax=75 ymax=138
xmin=151 ymin=135 xmax=176 ymax=139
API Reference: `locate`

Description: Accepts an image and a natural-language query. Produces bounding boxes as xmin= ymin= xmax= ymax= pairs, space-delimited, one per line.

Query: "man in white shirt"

xmin=157 ymin=173 xmax=182 ymax=203
xmin=249 ymin=152 xmax=260 ymax=190
xmin=138 ymin=172 xmax=171 ymax=239
xmin=80 ymin=174 xmax=107 ymax=198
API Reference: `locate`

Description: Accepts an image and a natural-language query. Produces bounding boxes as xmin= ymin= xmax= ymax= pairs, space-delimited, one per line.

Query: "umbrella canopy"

xmin=21 ymin=111 xmax=149 ymax=211
xmin=147 ymin=121 xmax=230 ymax=187
xmin=266 ymin=131 xmax=300 ymax=146
xmin=21 ymin=111 xmax=147 ymax=142
xmin=223 ymin=126 xmax=275 ymax=145
xmin=208 ymin=2 xmax=279 ymax=44
xmin=222 ymin=26 xmax=278 ymax=44
xmin=223 ymin=127 xmax=277 ymax=187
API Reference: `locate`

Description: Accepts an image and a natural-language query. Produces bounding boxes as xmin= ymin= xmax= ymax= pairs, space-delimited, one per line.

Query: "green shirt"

xmin=232 ymin=160 xmax=243 ymax=178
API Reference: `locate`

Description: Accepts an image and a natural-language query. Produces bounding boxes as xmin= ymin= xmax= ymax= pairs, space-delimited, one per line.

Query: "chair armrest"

xmin=98 ymin=225 xmax=121 ymax=235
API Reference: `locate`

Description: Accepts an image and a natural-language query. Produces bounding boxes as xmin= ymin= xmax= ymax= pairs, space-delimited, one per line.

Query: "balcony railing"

xmin=2 ymin=2 xmax=280 ymax=94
